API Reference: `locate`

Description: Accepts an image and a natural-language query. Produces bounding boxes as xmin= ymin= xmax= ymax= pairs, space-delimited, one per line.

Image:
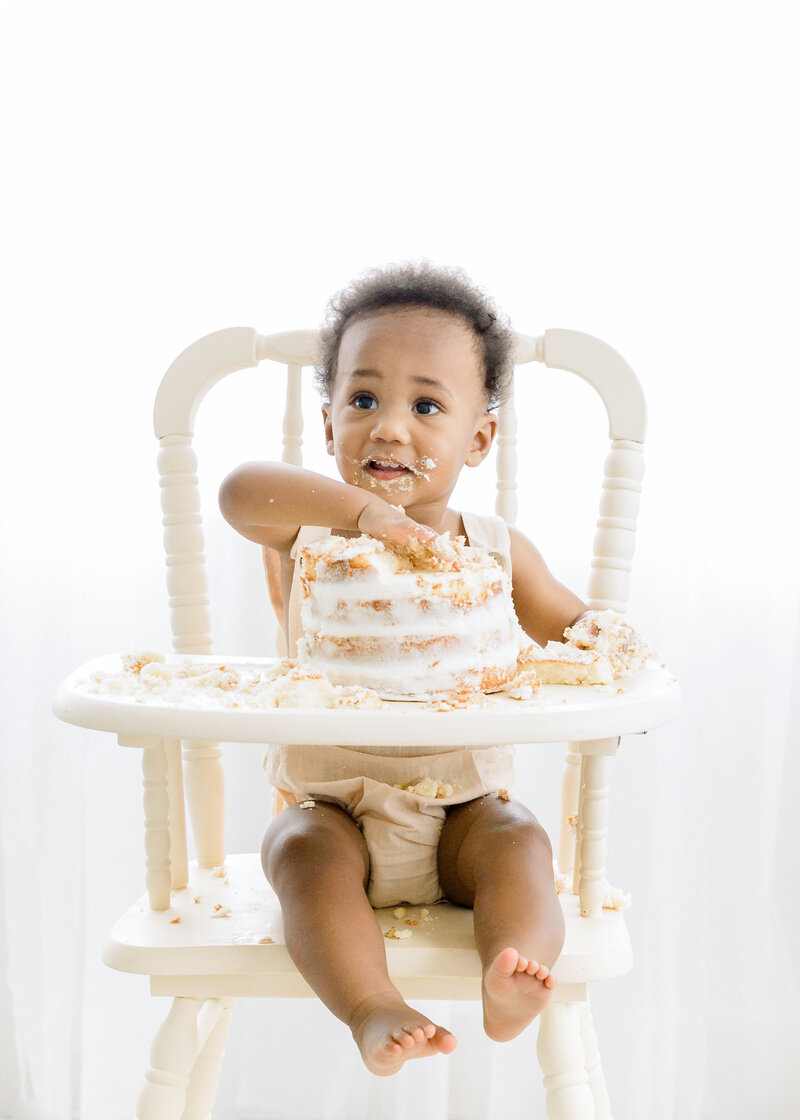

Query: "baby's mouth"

xmin=362 ymin=458 xmax=413 ymax=481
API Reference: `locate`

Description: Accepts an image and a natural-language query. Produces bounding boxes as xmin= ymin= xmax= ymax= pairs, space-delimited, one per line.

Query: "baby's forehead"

xmin=336 ymin=308 xmax=485 ymax=381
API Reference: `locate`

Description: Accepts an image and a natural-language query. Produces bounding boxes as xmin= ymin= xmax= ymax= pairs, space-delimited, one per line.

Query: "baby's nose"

xmin=369 ymin=410 xmax=411 ymax=443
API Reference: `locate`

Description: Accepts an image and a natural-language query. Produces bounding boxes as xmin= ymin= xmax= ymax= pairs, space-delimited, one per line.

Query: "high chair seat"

xmin=104 ymin=854 xmax=633 ymax=999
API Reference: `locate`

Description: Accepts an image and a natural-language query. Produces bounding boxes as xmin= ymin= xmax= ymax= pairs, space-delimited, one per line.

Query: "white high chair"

xmin=54 ymin=325 xmax=680 ymax=1120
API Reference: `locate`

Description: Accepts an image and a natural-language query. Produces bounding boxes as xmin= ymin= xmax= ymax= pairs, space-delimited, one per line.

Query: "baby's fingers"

xmin=357 ymin=500 xmax=436 ymax=546
xmin=382 ymin=519 xmax=437 ymax=547
xmin=405 ymin=520 xmax=438 ymax=545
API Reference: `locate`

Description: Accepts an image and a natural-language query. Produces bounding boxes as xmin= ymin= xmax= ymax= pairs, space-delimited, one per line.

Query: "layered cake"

xmin=297 ymin=533 xmax=523 ymax=698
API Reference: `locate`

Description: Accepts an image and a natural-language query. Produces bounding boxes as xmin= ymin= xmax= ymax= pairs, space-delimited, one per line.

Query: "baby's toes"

xmin=431 ymin=1026 xmax=458 ymax=1054
xmin=396 ymin=1025 xmax=428 ymax=1043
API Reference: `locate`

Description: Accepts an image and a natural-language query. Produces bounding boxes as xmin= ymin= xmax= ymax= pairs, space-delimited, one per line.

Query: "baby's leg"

xmin=262 ymin=802 xmax=456 ymax=1074
xmin=438 ymin=795 xmax=565 ymax=1042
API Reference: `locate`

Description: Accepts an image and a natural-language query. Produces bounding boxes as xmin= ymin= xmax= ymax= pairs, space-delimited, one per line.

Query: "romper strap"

xmin=460 ymin=511 xmax=512 ymax=576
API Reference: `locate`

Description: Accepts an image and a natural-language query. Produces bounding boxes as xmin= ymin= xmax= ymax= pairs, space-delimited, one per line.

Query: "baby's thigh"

xmin=261 ymin=800 xmax=370 ymax=890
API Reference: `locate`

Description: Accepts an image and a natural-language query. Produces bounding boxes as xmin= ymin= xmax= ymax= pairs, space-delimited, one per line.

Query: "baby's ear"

xmin=322 ymin=405 xmax=335 ymax=455
xmin=465 ymin=412 xmax=497 ymax=467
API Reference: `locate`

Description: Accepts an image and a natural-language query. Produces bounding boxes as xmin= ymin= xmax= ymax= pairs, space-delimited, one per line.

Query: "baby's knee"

xmin=478 ymin=805 xmax=554 ymax=866
xmin=261 ymin=802 xmax=368 ymax=888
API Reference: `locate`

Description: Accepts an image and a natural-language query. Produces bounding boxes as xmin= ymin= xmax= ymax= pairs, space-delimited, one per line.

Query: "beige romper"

xmin=265 ymin=512 xmax=516 ymax=908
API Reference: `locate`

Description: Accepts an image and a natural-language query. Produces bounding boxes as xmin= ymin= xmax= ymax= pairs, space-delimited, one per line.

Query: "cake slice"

xmin=517 ymin=642 xmax=615 ymax=685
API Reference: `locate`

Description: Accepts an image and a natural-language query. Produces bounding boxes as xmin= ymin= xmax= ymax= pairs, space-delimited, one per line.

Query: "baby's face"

xmin=322 ymin=307 xmax=496 ymax=516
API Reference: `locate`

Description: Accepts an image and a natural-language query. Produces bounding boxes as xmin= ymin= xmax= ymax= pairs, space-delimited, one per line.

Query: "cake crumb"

xmin=602 ymin=885 xmax=631 ymax=911
xmin=211 ymin=906 xmax=232 ymax=918
xmin=299 ymin=799 xmax=316 ymax=810
xmin=554 ymin=871 xmax=570 ymax=895
xmin=395 ymin=777 xmax=455 ymax=799
xmin=497 ymin=788 xmax=511 ymax=801
xmin=170 ymin=917 xmax=181 ymax=924
xmin=393 ymin=907 xmax=407 ymax=918
xmin=503 ymin=669 xmax=541 ymax=700
xmin=384 ymin=926 xmax=413 ymax=940
xmin=258 ymin=936 xmax=274 ymax=944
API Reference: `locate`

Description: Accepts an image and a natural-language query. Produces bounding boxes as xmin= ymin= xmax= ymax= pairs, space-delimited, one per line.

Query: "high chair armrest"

xmin=154 ymin=327 xmax=319 ymax=438
xmin=542 ymin=329 xmax=647 ymax=442
xmin=154 ymin=327 xmax=263 ymax=438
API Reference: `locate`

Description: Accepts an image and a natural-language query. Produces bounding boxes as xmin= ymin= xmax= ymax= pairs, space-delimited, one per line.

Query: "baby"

xmin=219 ymin=262 xmax=589 ymax=1075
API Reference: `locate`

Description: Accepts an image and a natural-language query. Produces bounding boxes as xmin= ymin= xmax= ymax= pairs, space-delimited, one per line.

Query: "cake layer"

xmin=303 ymin=576 xmax=510 ymax=639
xmin=518 ymin=643 xmax=615 ymax=686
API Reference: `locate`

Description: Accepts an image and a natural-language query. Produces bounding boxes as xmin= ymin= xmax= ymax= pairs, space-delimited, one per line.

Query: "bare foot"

xmin=350 ymin=995 xmax=457 ymax=1076
xmin=482 ymin=947 xmax=555 ymax=1042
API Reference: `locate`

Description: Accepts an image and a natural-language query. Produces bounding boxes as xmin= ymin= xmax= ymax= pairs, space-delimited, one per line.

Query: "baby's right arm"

xmin=219 ymin=461 xmax=436 ymax=551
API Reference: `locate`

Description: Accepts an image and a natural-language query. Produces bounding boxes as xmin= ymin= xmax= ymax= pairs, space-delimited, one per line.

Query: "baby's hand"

xmin=357 ymin=498 xmax=438 ymax=548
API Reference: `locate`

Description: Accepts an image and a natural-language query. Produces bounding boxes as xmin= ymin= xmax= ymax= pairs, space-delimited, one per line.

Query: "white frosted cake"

xmin=297 ymin=533 xmax=523 ymax=698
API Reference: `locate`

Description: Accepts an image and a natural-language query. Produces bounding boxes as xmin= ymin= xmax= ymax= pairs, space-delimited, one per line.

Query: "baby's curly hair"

xmin=315 ymin=261 xmax=515 ymax=409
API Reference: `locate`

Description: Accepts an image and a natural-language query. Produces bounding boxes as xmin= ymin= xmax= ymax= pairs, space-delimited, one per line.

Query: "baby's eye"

xmin=352 ymin=393 xmax=378 ymax=411
xmin=413 ymin=400 xmax=441 ymax=416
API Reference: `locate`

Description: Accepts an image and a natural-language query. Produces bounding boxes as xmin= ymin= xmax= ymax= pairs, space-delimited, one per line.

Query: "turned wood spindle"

xmin=164 ymin=738 xmax=188 ymax=890
xmin=580 ymin=998 xmax=612 ymax=1120
xmin=496 ymin=378 xmax=518 ymax=525
xmin=572 ymin=748 xmax=615 ymax=917
xmin=136 ymin=997 xmax=203 ymax=1120
xmin=537 ymin=1001 xmax=595 ymax=1120
xmin=158 ymin=434 xmax=225 ymax=867
xmin=558 ymin=746 xmax=582 ymax=876
xmin=587 ymin=439 xmax=644 ymax=613
xmin=141 ymin=739 xmax=172 ymax=910
xmin=282 ymin=363 xmax=304 ymax=466
xmin=181 ymin=999 xmax=236 ymax=1120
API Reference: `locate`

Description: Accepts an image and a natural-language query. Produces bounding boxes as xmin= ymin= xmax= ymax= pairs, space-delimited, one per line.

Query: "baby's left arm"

xmin=508 ymin=526 xmax=588 ymax=647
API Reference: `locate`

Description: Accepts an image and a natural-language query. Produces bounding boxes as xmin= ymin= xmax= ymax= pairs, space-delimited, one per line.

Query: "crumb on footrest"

xmin=384 ymin=926 xmax=413 ymax=940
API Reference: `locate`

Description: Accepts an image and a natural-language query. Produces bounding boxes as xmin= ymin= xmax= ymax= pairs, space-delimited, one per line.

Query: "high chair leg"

xmin=537 ymin=998 xmax=595 ymax=1120
xmin=136 ymin=997 xmax=204 ymax=1120
xmin=580 ymin=997 xmax=611 ymax=1120
xmin=181 ymin=999 xmax=235 ymax=1120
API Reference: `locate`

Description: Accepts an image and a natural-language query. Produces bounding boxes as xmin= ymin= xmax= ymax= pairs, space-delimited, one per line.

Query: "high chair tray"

xmin=54 ymin=655 xmax=680 ymax=747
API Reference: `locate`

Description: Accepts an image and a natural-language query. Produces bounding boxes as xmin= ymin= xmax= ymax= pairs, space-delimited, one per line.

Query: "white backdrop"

xmin=2 ymin=2 xmax=799 ymax=1118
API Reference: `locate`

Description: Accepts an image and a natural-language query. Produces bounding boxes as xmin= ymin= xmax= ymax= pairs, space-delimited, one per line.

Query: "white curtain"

xmin=2 ymin=2 xmax=798 ymax=1118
